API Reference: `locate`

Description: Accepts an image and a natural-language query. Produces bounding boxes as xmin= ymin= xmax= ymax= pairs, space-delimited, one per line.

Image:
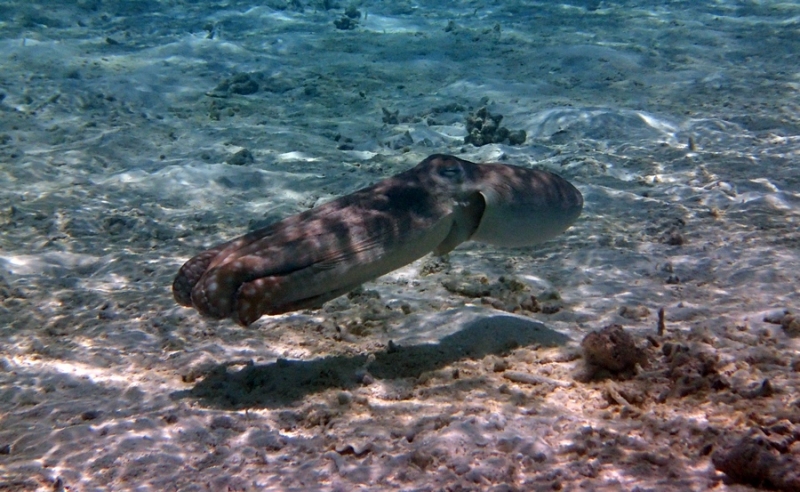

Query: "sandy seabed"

xmin=1 ymin=0 xmax=799 ymax=490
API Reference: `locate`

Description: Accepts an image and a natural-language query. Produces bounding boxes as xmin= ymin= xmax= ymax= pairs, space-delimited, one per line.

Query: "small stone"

xmin=740 ymin=379 xmax=774 ymax=399
xmin=381 ymin=107 xmax=399 ymax=124
xmin=81 ymin=410 xmax=101 ymax=421
xmin=780 ymin=314 xmax=800 ymax=337
xmin=248 ymin=429 xmax=286 ymax=451
xmin=619 ymin=305 xmax=651 ymax=320
xmin=508 ymin=130 xmax=527 ymax=145
xmin=337 ymin=391 xmax=353 ymax=405
xmin=492 ymin=358 xmax=508 ymax=372
xmin=344 ymin=6 xmax=361 ymax=19
xmin=334 ymin=16 xmax=358 ymax=30
xmin=520 ymin=295 xmax=540 ymax=313
xmin=355 ymin=369 xmax=374 ymax=385
xmin=228 ymin=73 xmax=259 ymax=95
xmin=226 ymin=148 xmax=254 ymax=166
xmin=541 ymin=304 xmax=561 ymax=314
xmin=662 ymin=230 xmax=685 ymax=246
xmin=410 ymin=450 xmax=434 ymax=470
xmin=210 ymin=415 xmax=236 ymax=430
xmin=335 ymin=441 xmax=371 ymax=456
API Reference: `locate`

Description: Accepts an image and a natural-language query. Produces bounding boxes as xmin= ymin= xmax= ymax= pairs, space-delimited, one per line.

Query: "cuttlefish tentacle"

xmin=173 ymin=154 xmax=583 ymax=326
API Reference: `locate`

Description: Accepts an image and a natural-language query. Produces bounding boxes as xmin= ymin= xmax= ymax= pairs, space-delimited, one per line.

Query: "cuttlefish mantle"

xmin=173 ymin=154 xmax=583 ymax=326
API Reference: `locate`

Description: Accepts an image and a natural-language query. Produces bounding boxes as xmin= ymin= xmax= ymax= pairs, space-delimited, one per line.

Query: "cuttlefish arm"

xmin=173 ymin=154 xmax=583 ymax=326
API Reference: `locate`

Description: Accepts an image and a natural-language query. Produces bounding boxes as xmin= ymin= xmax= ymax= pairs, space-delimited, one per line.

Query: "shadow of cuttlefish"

xmin=174 ymin=313 xmax=570 ymax=409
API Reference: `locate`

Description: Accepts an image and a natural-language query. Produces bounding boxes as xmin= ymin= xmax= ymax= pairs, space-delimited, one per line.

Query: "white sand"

xmin=1 ymin=1 xmax=799 ymax=490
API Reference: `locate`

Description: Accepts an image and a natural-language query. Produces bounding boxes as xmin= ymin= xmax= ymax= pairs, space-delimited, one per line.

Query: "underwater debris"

xmin=644 ymin=217 xmax=687 ymax=246
xmin=661 ymin=230 xmax=685 ymax=246
xmin=333 ymin=14 xmax=360 ymax=31
xmin=334 ymin=134 xmax=355 ymax=150
xmin=318 ymin=0 xmax=338 ymax=10
xmin=781 ymin=313 xmax=800 ymax=337
xmin=441 ymin=274 xmax=545 ymax=314
xmin=207 ymin=72 xmax=259 ymax=98
xmin=344 ymin=5 xmax=361 ymax=19
xmin=226 ymin=148 xmax=254 ymax=166
xmin=442 ymin=274 xmax=492 ymax=298
xmin=419 ymin=254 xmax=451 ymax=277
xmin=503 ymin=371 xmax=573 ymax=388
xmin=738 ymin=378 xmax=774 ymax=399
xmin=464 ymin=107 xmax=526 ymax=147
xmin=712 ymin=435 xmax=800 ymax=491
xmin=580 ymin=324 xmax=650 ymax=380
xmin=423 ymin=102 xmax=467 ymax=125
xmin=763 ymin=310 xmax=800 ymax=338
xmin=263 ymin=0 xmax=305 ymax=11
xmin=661 ymin=342 xmax=727 ymax=399
xmin=383 ymin=130 xmax=413 ymax=150
xmin=381 ymin=107 xmax=400 ymax=125
xmin=618 ymin=305 xmax=651 ymax=321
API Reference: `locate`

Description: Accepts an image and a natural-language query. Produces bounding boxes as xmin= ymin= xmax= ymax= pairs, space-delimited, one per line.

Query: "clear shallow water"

xmin=0 ymin=1 xmax=798 ymax=490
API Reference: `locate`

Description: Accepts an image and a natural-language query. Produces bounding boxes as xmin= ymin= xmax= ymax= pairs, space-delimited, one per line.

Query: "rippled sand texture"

xmin=0 ymin=0 xmax=798 ymax=490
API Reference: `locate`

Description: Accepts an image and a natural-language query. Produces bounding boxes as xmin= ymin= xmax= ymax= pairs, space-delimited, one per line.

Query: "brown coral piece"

xmin=712 ymin=436 xmax=800 ymax=491
xmin=580 ymin=324 xmax=649 ymax=379
xmin=662 ymin=343 xmax=727 ymax=398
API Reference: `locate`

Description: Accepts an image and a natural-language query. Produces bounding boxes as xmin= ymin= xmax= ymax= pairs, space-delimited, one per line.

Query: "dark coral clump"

xmin=207 ymin=72 xmax=259 ymax=97
xmin=334 ymin=9 xmax=359 ymax=30
xmin=580 ymin=324 xmax=649 ymax=379
xmin=464 ymin=107 xmax=527 ymax=147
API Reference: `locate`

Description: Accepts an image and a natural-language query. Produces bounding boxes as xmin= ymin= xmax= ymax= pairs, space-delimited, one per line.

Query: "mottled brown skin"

xmin=173 ymin=154 xmax=583 ymax=326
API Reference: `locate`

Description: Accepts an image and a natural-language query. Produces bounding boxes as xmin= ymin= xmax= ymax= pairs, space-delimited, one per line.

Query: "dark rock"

xmin=209 ymin=415 xmax=236 ymax=430
xmin=81 ymin=410 xmax=102 ymax=421
xmin=381 ymin=107 xmax=399 ymax=124
xmin=226 ymin=148 xmax=254 ymax=166
xmin=344 ymin=6 xmax=361 ymax=19
xmin=248 ymin=429 xmax=286 ymax=451
xmin=334 ymin=16 xmax=358 ymax=30
xmin=581 ymin=324 xmax=649 ymax=378
xmin=712 ymin=436 xmax=800 ymax=490
xmin=665 ymin=343 xmax=726 ymax=398
xmin=781 ymin=314 xmax=800 ymax=337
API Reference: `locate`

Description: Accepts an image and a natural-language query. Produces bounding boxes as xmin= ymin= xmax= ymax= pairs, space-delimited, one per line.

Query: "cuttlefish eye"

xmin=437 ymin=164 xmax=464 ymax=182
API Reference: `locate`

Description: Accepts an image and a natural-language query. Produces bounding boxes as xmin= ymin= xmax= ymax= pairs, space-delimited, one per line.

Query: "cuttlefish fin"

xmin=467 ymin=163 xmax=584 ymax=248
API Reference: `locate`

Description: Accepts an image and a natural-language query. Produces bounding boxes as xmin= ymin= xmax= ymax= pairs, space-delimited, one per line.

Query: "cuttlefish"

xmin=173 ymin=154 xmax=583 ymax=326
